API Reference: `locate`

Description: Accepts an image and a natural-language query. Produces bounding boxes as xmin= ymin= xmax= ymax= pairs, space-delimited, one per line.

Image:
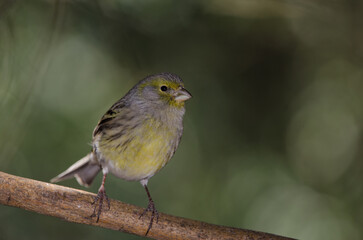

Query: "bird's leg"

xmin=139 ymin=184 xmax=159 ymax=235
xmin=91 ymin=172 xmax=110 ymax=222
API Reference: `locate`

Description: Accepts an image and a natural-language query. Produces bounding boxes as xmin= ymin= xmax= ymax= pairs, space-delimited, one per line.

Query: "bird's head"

xmin=137 ymin=73 xmax=192 ymax=108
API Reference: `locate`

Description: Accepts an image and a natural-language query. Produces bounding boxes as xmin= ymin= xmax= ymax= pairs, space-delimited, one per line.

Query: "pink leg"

xmin=139 ymin=185 xmax=159 ymax=235
xmin=91 ymin=173 xmax=110 ymax=222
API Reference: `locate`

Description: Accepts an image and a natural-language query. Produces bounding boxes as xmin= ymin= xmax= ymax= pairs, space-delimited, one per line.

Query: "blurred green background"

xmin=1 ymin=0 xmax=363 ymax=239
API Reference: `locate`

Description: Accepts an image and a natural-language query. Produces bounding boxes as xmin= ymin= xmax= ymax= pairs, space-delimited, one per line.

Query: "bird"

xmin=50 ymin=73 xmax=191 ymax=235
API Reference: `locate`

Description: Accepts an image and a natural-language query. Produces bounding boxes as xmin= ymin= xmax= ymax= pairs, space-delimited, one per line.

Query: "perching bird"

xmin=51 ymin=73 xmax=191 ymax=235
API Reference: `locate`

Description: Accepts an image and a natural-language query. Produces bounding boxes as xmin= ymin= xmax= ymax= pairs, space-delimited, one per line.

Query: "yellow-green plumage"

xmin=51 ymin=73 xmax=191 ymax=235
xmin=96 ymin=117 xmax=180 ymax=181
xmin=91 ymin=73 xmax=188 ymax=182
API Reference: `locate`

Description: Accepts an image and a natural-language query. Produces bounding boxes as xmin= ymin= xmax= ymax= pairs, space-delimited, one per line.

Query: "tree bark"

xmin=0 ymin=171 xmax=294 ymax=240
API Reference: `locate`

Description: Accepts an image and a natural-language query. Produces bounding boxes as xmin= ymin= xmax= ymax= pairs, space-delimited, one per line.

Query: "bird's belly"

xmin=97 ymin=130 xmax=175 ymax=181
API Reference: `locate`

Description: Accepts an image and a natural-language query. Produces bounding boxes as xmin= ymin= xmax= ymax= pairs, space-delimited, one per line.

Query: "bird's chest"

xmin=124 ymin=124 xmax=174 ymax=164
xmin=97 ymin=117 xmax=180 ymax=181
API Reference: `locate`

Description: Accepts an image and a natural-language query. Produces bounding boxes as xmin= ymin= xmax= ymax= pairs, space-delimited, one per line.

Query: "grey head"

xmin=123 ymin=73 xmax=192 ymax=110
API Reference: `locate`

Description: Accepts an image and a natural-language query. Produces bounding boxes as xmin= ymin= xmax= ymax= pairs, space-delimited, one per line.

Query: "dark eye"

xmin=160 ymin=85 xmax=168 ymax=91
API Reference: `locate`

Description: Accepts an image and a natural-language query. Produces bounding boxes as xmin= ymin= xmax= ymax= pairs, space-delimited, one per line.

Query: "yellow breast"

xmin=97 ymin=118 xmax=177 ymax=181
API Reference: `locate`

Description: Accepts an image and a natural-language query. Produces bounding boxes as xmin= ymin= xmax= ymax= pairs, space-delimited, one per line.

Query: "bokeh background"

xmin=1 ymin=0 xmax=363 ymax=239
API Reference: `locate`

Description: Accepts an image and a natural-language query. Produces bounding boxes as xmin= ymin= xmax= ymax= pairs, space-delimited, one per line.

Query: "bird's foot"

xmin=90 ymin=185 xmax=110 ymax=222
xmin=139 ymin=200 xmax=159 ymax=235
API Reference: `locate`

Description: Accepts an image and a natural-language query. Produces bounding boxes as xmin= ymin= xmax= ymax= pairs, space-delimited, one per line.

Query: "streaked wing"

xmin=92 ymin=101 xmax=126 ymax=137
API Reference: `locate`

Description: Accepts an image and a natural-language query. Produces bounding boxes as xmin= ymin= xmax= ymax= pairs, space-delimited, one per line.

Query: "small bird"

xmin=51 ymin=73 xmax=191 ymax=235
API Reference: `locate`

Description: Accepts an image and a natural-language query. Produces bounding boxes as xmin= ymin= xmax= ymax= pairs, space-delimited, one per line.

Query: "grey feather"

xmin=51 ymin=73 xmax=189 ymax=185
xmin=50 ymin=153 xmax=101 ymax=187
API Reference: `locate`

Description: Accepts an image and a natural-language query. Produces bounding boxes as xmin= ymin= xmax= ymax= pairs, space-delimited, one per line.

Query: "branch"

xmin=0 ymin=171 xmax=294 ymax=240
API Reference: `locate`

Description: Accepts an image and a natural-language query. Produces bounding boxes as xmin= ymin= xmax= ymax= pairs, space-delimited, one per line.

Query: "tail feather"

xmin=51 ymin=153 xmax=101 ymax=187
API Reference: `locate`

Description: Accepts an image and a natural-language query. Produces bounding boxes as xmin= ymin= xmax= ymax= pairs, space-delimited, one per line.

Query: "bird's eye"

xmin=160 ymin=86 xmax=168 ymax=92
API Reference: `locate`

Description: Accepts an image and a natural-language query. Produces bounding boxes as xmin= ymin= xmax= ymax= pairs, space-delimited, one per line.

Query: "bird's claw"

xmin=90 ymin=187 xmax=110 ymax=222
xmin=139 ymin=200 xmax=159 ymax=235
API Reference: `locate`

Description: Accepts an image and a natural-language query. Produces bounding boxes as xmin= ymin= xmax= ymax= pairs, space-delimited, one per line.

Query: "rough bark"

xmin=0 ymin=171 xmax=294 ymax=240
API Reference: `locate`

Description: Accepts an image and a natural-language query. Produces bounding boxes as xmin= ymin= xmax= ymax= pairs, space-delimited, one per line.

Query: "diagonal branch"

xmin=0 ymin=171 xmax=294 ymax=240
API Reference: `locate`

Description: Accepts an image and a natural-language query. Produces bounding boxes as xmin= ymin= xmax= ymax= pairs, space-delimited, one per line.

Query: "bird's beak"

xmin=174 ymin=87 xmax=192 ymax=102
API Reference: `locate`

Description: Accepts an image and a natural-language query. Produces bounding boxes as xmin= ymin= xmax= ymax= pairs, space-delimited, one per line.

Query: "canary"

xmin=51 ymin=73 xmax=191 ymax=235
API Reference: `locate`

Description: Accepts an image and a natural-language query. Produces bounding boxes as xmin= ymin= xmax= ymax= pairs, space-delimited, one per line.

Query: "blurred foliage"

xmin=1 ymin=0 xmax=363 ymax=239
